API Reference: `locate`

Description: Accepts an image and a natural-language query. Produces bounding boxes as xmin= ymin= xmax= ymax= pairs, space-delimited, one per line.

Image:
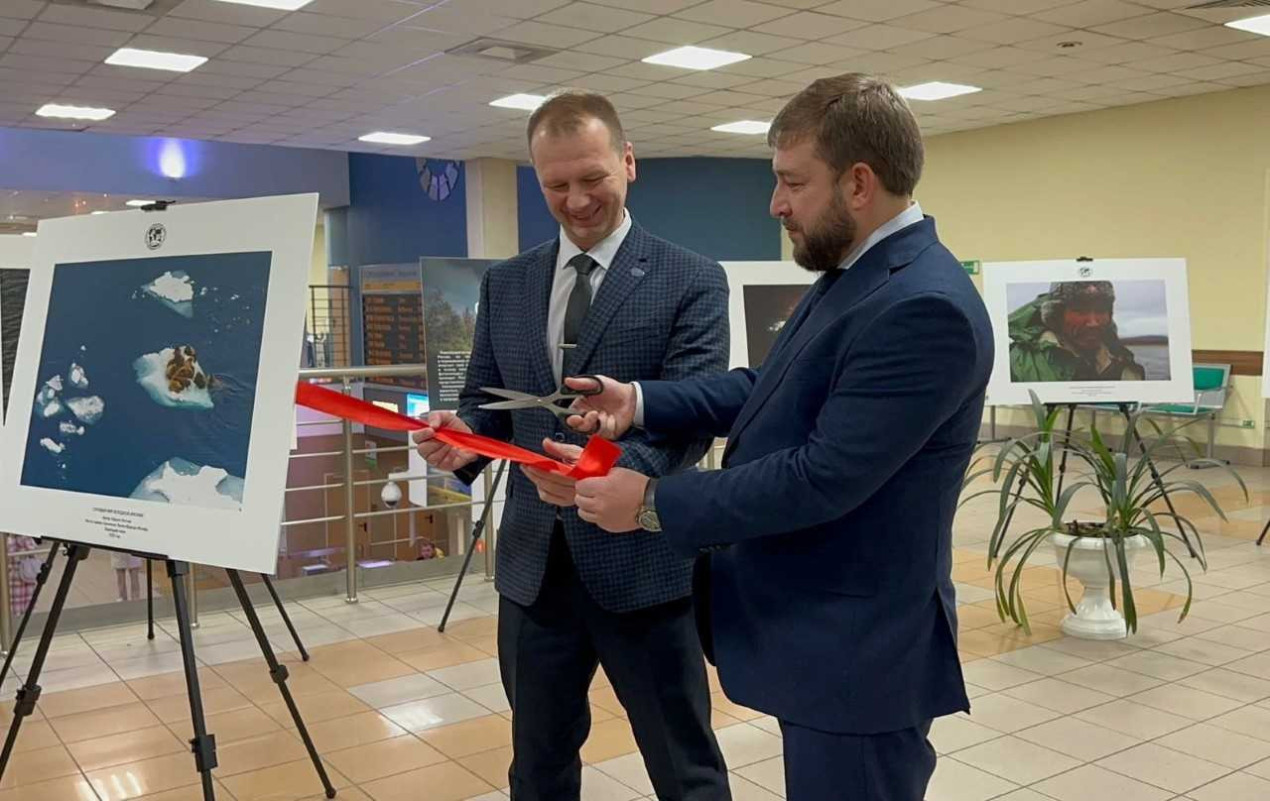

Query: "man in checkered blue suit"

xmin=414 ymin=91 xmax=731 ymax=801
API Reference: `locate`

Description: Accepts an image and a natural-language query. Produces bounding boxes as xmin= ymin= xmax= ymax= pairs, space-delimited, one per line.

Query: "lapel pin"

xmin=631 ymin=267 xmax=645 ymax=278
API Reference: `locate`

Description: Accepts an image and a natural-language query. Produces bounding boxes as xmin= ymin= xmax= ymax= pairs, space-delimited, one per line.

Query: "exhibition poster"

xmin=0 ymin=195 xmax=317 ymax=573
xmin=720 ymin=261 xmax=816 ymax=369
xmin=420 ymin=257 xmax=495 ymax=411
xmin=983 ymin=259 xmax=1193 ymax=405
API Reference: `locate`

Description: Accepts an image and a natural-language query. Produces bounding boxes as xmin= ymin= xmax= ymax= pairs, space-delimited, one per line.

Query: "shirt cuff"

xmin=633 ymin=381 xmax=645 ymax=428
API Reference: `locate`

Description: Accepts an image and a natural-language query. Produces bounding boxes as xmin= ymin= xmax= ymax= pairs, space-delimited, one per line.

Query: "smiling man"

xmin=564 ymin=74 xmax=994 ymax=801
xmin=413 ymin=91 xmax=731 ymax=801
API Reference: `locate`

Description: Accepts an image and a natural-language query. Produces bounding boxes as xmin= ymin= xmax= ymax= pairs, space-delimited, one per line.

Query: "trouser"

xmin=780 ymin=719 xmax=936 ymax=801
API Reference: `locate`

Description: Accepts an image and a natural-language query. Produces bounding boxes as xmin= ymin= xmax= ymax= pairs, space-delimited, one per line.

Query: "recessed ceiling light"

xmin=212 ymin=0 xmax=315 ymax=9
xmin=105 ymin=48 xmax=208 ymax=73
xmin=711 ymin=120 xmax=770 ymax=135
xmin=36 ymin=103 xmax=115 ymax=121
xmin=490 ymin=93 xmax=549 ymax=111
xmin=1227 ymin=14 xmax=1270 ymax=37
xmin=358 ymin=132 xmax=431 ymax=146
xmin=21 ymin=232 xmax=36 ymax=237
xmin=126 ymin=199 xmax=154 ymax=207
xmin=642 ymin=46 xmax=751 ymax=71
xmin=899 ymin=82 xmax=982 ymax=101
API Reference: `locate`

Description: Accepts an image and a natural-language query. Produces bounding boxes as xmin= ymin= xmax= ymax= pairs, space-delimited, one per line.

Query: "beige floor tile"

xmin=349 ymin=673 xmax=450 ymax=709
xmin=325 ymin=734 xmax=447 ymax=783
xmin=589 ymin=685 xmax=629 ymax=719
xmin=1156 ymin=723 xmax=1270 ymax=770
xmin=219 ymin=757 xmax=351 ymax=801
xmin=145 ymin=685 xmax=253 ymax=723
xmin=957 ymin=605 xmax=1006 ymax=630
xmin=580 ymin=717 xmax=639 ymax=764
xmin=926 ymin=757 xmax=1018 ymax=801
xmin=38 ymin=682 xmax=138 ymax=719
xmin=360 ymin=761 xmax=493 ymax=801
xmin=711 ymin=708 xmax=743 ymax=730
xmin=961 ymin=660 xmax=1045 ymax=691
xmin=126 ymin=668 xmax=228 ymax=702
xmin=1106 ymin=650 xmax=1210 ymax=681
xmin=258 ymin=689 xmax=371 ymax=728
xmin=711 ymin=692 xmax=763 ymax=722
xmin=1179 ymin=668 xmax=1270 ymax=703
xmin=1097 ymin=741 xmax=1229 ymax=794
xmin=12 ymin=719 xmax=61 ymax=755
xmin=67 ymin=725 xmax=187 ymax=772
xmin=990 ymin=645 xmax=1092 ymax=675
xmin=1033 ymin=764 xmax=1171 ymax=801
xmin=1209 ymin=704 xmax=1270 ymax=741
xmin=1187 ymin=771 xmax=1270 ymax=801
xmin=302 ymin=711 xmax=409 ymax=754
xmin=1015 ymin=715 xmax=1141 ymax=762
xmin=84 ymin=752 xmax=204 ymax=801
xmin=1002 ymin=677 xmax=1116 ymax=715
xmin=50 ymin=701 xmax=163 ymax=744
xmin=313 ymin=655 xmax=417 ymax=688
xmin=215 ymin=730 xmax=311 ymax=776
xmin=420 ymin=715 xmax=512 ymax=759
xmin=0 ymin=774 xmax=100 ymax=801
xmin=930 ymin=714 xmax=1003 ymax=754
xmin=459 ymin=745 xmax=512 ymax=790
xmin=593 ymin=752 xmax=654 ymax=796
xmin=124 ymin=782 xmax=235 ymax=801
xmin=714 ymin=724 xmax=783 ymax=771
xmin=1061 ymin=664 xmax=1166 ymax=697
xmin=397 ymin=643 xmax=490 ymax=672
xmin=443 ymin=617 xmax=498 ymax=642
xmin=381 ymin=694 xmax=490 ymax=734
xmin=364 ymin=628 xmax=450 ymax=655
xmin=966 ymin=694 xmax=1061 ymax=734
xmin=428 ymin=659 xmax=501 ymax=693
xmin=1128 ymin=683 xmax=1244 ymax=720
xmin=0 ymin=744 xmax=79 ymax=789
xmin=238 ymin=670 xmax=343 ymax=705
xmin=465 ymin=635 xmax=499 ymax=656
xmin=166 ymin=705 xmax=283 ymax=744
xmin=956 ymin=735 xmax=1081 ymax=785
xmin=1075 ymin=700 xmax=1192 ymax=740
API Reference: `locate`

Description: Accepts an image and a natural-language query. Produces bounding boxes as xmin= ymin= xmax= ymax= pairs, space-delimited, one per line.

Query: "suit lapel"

xmin=569 ymin=224 xmax=650 ymax=374
xmin=524 ymin=241 xmax=559 ymax=393
xmin=723 ymin=217 xmax=940 ymax=459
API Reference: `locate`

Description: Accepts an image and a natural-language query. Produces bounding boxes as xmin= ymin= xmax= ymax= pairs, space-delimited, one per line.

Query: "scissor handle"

xmin=561 ymin=375 xmax=603 ymax=398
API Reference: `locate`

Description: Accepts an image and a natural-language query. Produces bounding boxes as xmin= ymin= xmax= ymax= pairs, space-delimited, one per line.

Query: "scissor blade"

xmin=479 ymin=399 xmax=537 ymax=410
xmin=479 ymin=386 xmax=532 ymax=401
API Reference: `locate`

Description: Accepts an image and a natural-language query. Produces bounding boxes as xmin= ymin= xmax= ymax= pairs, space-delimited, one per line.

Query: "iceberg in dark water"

xmin=67 ymin=396 xmax=104 ymax=425
xmin=69 ymin=363 xmax=88 ymax=389
xmin=35 ymin=376 xmax=63 ymax=419
xmin=39 ymin=438 xmax=64 ymax=454
xmin=130 ymin=458 xmax=243 ymax=510
xmin=141 ymin=271 xmax=195 ymax=318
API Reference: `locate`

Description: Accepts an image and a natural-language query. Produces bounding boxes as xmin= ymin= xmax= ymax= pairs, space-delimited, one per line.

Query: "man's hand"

xmin=576 ymin=468 xmax=649 ymax=533
xmin=523 ymin=439 xmax=583 ymax=507
xmin=412 ymin=411 xmax=478 ymax=472
xmin=566 ymin=375 xmax=636 ymax=440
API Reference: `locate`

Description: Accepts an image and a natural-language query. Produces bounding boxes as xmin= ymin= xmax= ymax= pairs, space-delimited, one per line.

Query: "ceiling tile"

xmin=169 ymin=0 xmax=286 ymax=27
xmin=534 ymin=2 xmax=654 ymax=34
xmin=585 ymin=0 xmax=704 ymax=12
xmin=1127 ymin=51 xmax=1223 ymax=74
xmin=201 ymin=60 xmax=291 ymax=79
xmin=950 ymin=47 xmax=1043 ymax=69
xmin=454 ymin=0 xmax=572 ymax=17
xmin=826 ymin=24 xmax=935 ymax=51
xmin=893 ymin=5 xmax=1008 ymax=35
xmin=1074 ymin=41 xmax=1177 ymax=65
xmin=715 ymin=56 xmax=807 ymax=78
xmin=0 ymin=52 xmax=94 ymax=75
xmin=8 ymin=39 xmax=117 ymax=63
xmin=567 ymin=73 xmax=650 ymax=92
xmin=886 ymin=35 xmax=990 ymax=60
xmin=612 ymin=61 xmax=697 ymax=81
xmin=574 ymin=34 xmax=669 ymax=60
xmin=736 ymin=77 xmax=804 ymax=97
xmin=700 ymin=30 xmax=805 ymax=57
xmin=499 ymin=64 xmax=584 ymax=84
xmin=218 ymin=45 xmax=316 ymax=68
xmin=959 ymin=18 xmax=1073 ymax=46
xmin=1213 ymin=71 xmax=1270 ymax=88
xmin=1148 ymin=26 xmax=1258 ymax=52
xmin=674 ymin=0 xmax=792 ymax=28
xmin=815 ymin=0 xmax=941 ymax=24
xmin=36 ymin=4 xmax=152 ymax=32
xmin=533 ymin=50 xmax=629 ymax=72
xmin=22 ymin=21 xmax=131 ymax=47
xmin=772 ymin=41 xmax=866 ymax=65
xmin=628 ymin=81 xmax=711 ymax=100
xmin=753 ymin=11 xmax=866 ymax=40
xmin=832 ymin=51 xmax=930 ymax=73
xmin=1016 ymin=31 xmax=1128 ymax=53
xmin=1111 ymin=72 xmax=1193 ymax=92
xmin=1036 ymin=1 xmax=1154 ymax=28
xmin=1009 ymin=55 xmax=1101 ymax=77
xmin=622 ymin=17 xmax=732 ymax=45
xmin=124 ymin=34 xmax=229 ymax=59
xmin=1200 ymin=39 xmax=1270 ymax=62
xmin=494 ymin=20 xmax=599 ymax=48
xmin=268 ymin=12 xmax=386 ymax=39
xmin=670 ymin=70 xmax=756 ymax=88
xmin=406 ymin=7 xmax=518 ymax=36
xmin=241 ymin=30 xmax=351 ymax=55
xmin=0 ymin=1 xmax=42 ymax=22
xmin=1090 ymin=12 xmax=1210 ymax=41
xmin=959 ymin=0 xmax=1084 ymax=12
xmin=1175 ymin=61 xmax=1265 ymax=82
xmin=144 ymin=16 xmax=260 ymax=44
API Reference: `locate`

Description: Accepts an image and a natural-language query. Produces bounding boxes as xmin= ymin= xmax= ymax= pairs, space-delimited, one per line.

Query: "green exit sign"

xmin=961 ymin=260 xmax=981 ymax=275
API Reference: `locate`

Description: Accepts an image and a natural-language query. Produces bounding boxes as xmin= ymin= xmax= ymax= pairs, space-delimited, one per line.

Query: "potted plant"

xmin=964 ymin=393 xmax=1245 ymax=640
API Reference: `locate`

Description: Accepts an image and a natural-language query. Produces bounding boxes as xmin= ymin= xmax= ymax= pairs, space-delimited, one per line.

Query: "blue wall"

xmin=517 ymin=157 xmax=781 ymax=260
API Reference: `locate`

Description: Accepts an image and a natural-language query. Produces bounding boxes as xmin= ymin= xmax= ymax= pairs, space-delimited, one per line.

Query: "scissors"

xmin=478 ymin=375 xmax=603 ymax=420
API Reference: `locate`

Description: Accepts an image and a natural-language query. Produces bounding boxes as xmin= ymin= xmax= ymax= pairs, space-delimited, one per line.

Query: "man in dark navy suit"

xmin=414 ymin=91 xmax=731 ymax=800
xmin=569 ymin=74 xmax=993 ymax=801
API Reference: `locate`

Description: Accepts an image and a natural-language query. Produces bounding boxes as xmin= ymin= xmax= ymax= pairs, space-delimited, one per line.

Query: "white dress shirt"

xmin=632 ymin=202 xmax=925 ymax=425
xmin=548 ymin=209 xmax=633 ymax=384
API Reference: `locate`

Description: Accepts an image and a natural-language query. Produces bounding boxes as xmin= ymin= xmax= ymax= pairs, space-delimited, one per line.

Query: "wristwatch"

xmin=636 ymin=478 xmax=661 ymax=532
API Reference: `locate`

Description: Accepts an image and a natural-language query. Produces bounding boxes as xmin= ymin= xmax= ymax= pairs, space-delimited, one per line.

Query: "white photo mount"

xmin=983 ymin=258 xmax=1193 ymax=406
xmin=0 ymin=195 xmax=317 ymax=574
xmin=720 ymin=261 xmax=817 ymax=369
xmin=0 ymin=235 xmax=34 ymax=420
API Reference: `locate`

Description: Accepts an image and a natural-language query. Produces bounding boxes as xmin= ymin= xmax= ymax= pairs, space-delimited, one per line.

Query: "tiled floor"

xmin=4 ymin=461 xmax=1270 ymax=800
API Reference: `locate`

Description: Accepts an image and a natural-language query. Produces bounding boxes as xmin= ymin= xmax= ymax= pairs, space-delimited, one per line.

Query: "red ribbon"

xmin=295 ymin=382 xmax=620 ymax=479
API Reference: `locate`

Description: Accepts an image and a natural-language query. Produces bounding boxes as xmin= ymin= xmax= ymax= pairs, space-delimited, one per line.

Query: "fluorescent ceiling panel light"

xmin=643 ymin=46 xmax=750 ymax=71
xmin=212 ymin=0 xmax=315 ymax=9
xmin=711 ymin=120 xmax=770 ymax=135
xmin=358 ymin=132 xmax=430 ymax=146
xmin=91 ymin=210 xmax=108 ymax=215
xmin=126 ymin=199 xmax=154 ymax=207
xmin=21 ymin=232 xmax=36 ymax=237
xmin=35 ymin=103 xmax=115 ymax=121
xmin=1227 ymin=14 xmax=1270 ymax=36
xmin=490 ymin=93 xmax=548 ymax=111
xmin=106 ymin=48 xmax=208 ymax=73
xmin=898 ymin=81 xmax=982 ymax=101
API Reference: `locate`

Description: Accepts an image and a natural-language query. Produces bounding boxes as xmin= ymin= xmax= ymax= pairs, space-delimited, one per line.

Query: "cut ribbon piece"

xmin=295 ymin=382 xmax=620 ymax=479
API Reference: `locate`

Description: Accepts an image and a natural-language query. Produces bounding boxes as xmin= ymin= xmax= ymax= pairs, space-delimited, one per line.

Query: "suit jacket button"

xmin=553 ymin=433 xmax=566 ymax=442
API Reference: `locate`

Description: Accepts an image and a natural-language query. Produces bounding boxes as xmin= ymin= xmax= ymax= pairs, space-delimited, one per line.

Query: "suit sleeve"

xmin=657 ymin=292 xmax=983 ymax=553
xmin=452 ymin=271 xmax=508 ymax=486
xmin=613 ymin=259 xmax=730 ymax=477
xmin=640 ymin=369 xmax=757 ymax=440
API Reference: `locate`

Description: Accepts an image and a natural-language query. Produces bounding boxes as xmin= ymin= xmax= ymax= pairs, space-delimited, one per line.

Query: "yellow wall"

xmin=919 ymin=85 xmax=1270 ymax=454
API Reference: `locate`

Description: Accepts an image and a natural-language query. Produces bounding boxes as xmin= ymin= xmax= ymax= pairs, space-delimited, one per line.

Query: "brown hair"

xmin=768 ymin=73 xmax=924 ymax=196
xmin=526 ymin=90 xmax=626 ymax=154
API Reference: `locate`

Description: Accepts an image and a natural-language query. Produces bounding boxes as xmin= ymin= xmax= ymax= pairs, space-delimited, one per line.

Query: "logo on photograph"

xmin=1078 ymin=265 xmax=1092 ymax=278
xmin=145 ymin=223 xmax=166 ymax=251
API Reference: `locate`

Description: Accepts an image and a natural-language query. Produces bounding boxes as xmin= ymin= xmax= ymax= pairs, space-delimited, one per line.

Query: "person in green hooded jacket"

xmin=1008 ymin=281 xmax=1146 ymax=383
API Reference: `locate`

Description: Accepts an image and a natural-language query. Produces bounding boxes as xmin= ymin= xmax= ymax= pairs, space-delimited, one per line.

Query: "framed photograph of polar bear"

xmin=0 ymin=195 xmax=316 ymax=573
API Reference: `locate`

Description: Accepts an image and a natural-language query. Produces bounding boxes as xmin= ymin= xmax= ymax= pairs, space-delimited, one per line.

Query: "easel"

xmin=437 ymin=459 xmax=506 ymax=633
xmin=1 ymin=540 xmax=311 ymax=691
xmin=0 ymin=541 xmax=336 ymax=801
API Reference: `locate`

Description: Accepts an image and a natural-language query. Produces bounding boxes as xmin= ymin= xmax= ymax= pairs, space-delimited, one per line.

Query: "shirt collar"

xmin=838 ymin=201 xmax=924 ymax=272
xmin=557 ymin=209 xmax=632 ymax=272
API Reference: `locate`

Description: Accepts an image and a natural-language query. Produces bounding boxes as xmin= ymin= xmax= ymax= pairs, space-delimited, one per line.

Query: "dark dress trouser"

xmin=780 ymin=719 xmax=936 ymax=801
xmin=497 ymin=526 xmax=731 ymax=801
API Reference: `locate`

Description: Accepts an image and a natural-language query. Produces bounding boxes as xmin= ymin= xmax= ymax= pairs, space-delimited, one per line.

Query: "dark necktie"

xmin=562 ymin=254 xmax=597 ymax=374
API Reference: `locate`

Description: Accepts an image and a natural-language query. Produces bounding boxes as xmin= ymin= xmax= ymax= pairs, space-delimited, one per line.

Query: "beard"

xmin=789 ymin=188 xmax=857 ymax=273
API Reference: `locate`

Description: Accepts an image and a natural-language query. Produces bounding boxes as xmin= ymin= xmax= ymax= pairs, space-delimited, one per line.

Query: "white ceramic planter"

xmin=1050 ymin=532 xmax=1150 ymax=640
